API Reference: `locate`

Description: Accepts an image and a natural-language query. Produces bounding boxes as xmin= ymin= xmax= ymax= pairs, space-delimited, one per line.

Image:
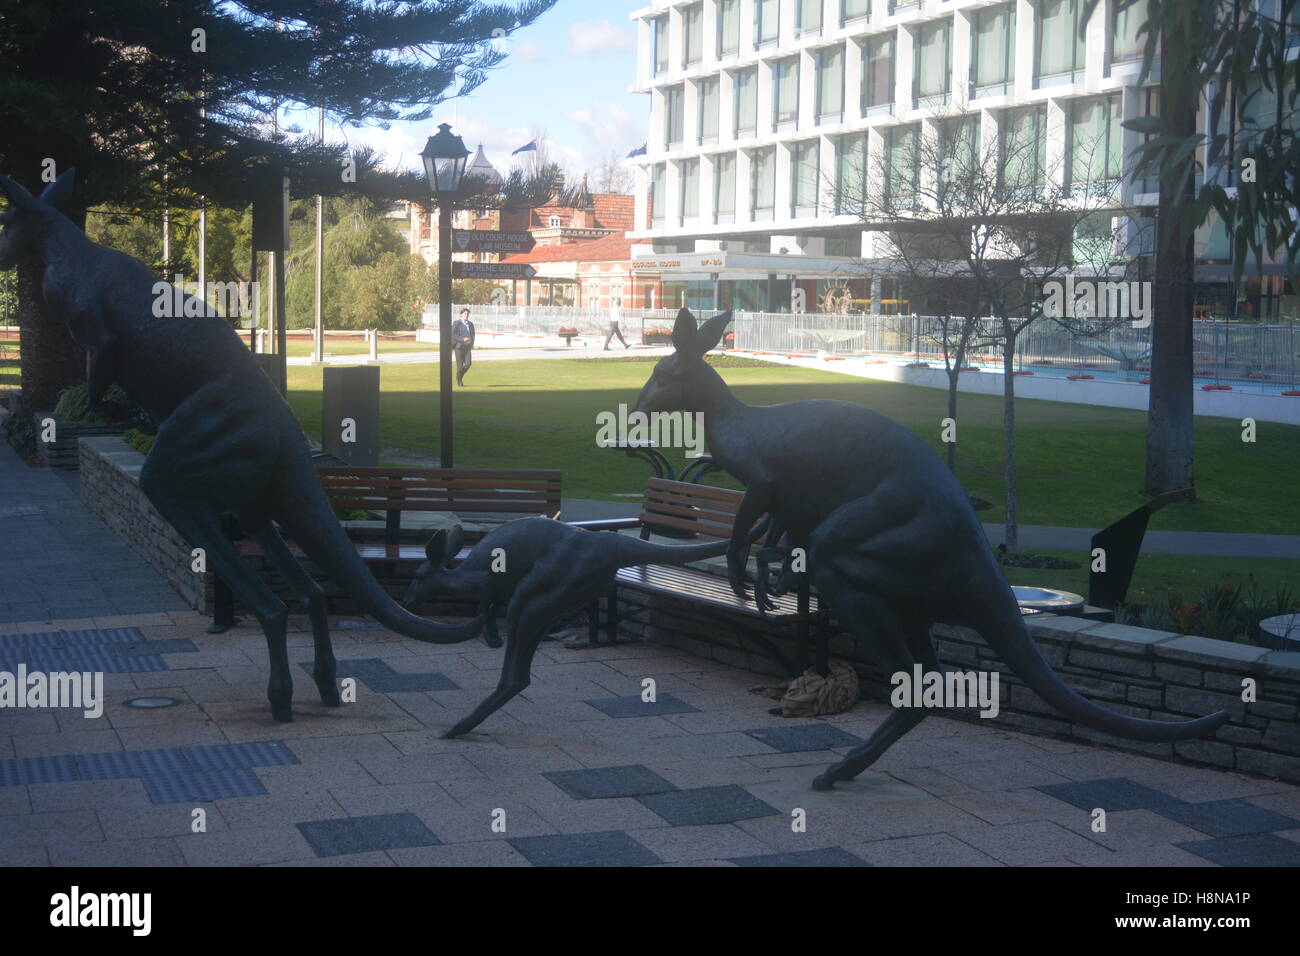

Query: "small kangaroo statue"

xmin=404 ymin=514 xmax=768 ymax=739
xmin=0 ymin=170 xmax=479 ymax=722
xmin=634 ymin=309 xmax=1229 ymax=790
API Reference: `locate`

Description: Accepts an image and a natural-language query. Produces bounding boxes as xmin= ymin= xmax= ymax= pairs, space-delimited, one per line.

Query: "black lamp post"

xmin=420 ymin=122 xmax=470 ymax=467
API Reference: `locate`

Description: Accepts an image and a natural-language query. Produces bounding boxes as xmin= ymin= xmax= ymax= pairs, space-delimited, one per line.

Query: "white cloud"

xmin=569 ymin=102 xmax=647 ymax=160
xmin=514 ymin=40 xmax=546 ymax=62
xmin=568 ymin=19 xmax=635 ymax=56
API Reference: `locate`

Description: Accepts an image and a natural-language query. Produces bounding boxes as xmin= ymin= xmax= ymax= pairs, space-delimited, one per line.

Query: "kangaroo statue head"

xmin=0 ymin=169 xmax=78 ymax=271
xmin=633 ymin=308 xmax=733 ymax=416
xmin=403 ymin=523 xmax=491 ymax=608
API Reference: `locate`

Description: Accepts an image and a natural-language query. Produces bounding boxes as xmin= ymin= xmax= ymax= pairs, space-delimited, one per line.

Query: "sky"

xmin=282 ymin=0 xmax=647 ymax=187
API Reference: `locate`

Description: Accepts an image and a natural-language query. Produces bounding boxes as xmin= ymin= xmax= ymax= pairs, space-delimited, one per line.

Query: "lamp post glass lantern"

xmin=421 ymin=123 xmax=470 ymax=467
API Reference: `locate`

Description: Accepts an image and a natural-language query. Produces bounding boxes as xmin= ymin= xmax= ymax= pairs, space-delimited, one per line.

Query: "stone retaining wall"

xmin=614 ymin=572 xmax=1300 ymax=784
xmin=38 ymin=414 xmax=123 ymax=470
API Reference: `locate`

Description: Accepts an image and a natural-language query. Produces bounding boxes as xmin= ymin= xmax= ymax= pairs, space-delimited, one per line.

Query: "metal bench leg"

xmin=209 ymin=575 xmax=238 ymax=633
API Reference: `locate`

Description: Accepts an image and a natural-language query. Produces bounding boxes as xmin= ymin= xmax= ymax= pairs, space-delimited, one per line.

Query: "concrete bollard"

xmin=369 ymin=329 xmax=379 ymax=362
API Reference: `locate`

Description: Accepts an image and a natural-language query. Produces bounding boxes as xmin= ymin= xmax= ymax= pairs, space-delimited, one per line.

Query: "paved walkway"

xmin=1 ymin=608 xmax=1297 ymax=867
xmin=0 ymin=443 xmax=185 ymax=624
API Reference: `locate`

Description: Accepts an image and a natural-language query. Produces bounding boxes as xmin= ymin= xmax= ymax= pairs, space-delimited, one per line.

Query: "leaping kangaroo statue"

xmin=0 ymin=170 xmax=479 ymax=722
xmin=634 ymin=309 xmax=1229 ymax=790
xmin=404 ymin=514 xmax=768 ymax=739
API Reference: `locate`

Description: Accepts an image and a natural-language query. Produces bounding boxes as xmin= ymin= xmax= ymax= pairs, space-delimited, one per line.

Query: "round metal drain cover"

xmin=123 ymin=696 xmax=183 ymax=709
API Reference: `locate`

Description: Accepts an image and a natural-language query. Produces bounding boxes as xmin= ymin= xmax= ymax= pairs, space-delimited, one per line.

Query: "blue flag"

xmin=626 ymin=143 xmax=647 ymax=159
xmin=512 ymin=140 xmax=538 ymax=155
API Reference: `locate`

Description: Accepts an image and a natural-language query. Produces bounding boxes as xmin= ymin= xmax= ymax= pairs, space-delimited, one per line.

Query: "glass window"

xmin=1111 ymin=0 xmax=1148 ymax=62
xmin=835 ymin=133 xmax=868 ymax=214
xmin=734 ymin=68 xmax=758 ymax=135
xmin=862 ymin=32 xmax=895 ymax=112
xmin=791 ymin=140 xmax=820 ymax=216
xmin=798 ymin=0 xmax=823 ymax=35
xmin=718 ymin=0 xmax=740 ymax=57
xmin=653 ymin=16 xmax=669 ymax=76
xmin=651 ymin=163 xmax=666 ymax=223
xmin=914 ymin=18 xmax=953 ymax=103
xmin=1068 ymin=94 xmax=1122 ymax=190
xmin=680 ymin=159 xmax=700 ymax=219
xmin=885 ymin=124 xmax=919 ymax=207
xmin=841 ymin=0 xmax=870 ymax=24
xmin=714 ymin=153 xmax=737 ymax=222
xmin=755 ymin=0 xmax=780 ymax=47
xmin=938 ymin=116 xmax=980 ymax=204
xmin=1036 ymin=0 xmax=1084 ymax=80
xmin=750 ymin=146 xmax=777 ymax=219
xmin=773 ymin=57 xmax=800 ymax=128
xmin=699 ymin=76 xmax=720 ymax=143
xmin=816 ymin=45 xmax=845 ymax=122
xmin=683 ymin=4 xmax=704 ymax=66
xmin=1000 ymin=105 xmax=1047 ymax=190
xmin=972 ymin=3 xmax=1016 ymax=90
xmin=665 ymin=85 xmax=686 ymax=146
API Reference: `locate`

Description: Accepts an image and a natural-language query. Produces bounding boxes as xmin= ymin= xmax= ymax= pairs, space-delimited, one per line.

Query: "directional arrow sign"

xmin=452 ymin=230 xmax=537 ymax=255
xmin=452 ymin=262 xmax=537 ymax=280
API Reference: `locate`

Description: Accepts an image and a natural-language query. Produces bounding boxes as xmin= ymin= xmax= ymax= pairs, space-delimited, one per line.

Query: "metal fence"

xmin=447 ymin=304 xmax=1300 ymax=388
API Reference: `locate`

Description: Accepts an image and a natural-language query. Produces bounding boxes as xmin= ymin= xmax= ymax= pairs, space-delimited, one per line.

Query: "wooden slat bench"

xmin=211 ymin=466 xmax=562 ymax=629
xmin=571 ymin=477 xmax=830 ymax=677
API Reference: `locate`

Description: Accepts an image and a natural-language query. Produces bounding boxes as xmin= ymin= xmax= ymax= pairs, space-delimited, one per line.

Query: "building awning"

xmin=630 ymin=251 xmax=867 ymax=279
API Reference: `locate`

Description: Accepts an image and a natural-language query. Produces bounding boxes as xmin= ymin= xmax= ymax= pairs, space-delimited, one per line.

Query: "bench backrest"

xmin=317 ymin=466 xmax=563 ymax=544
xmin=638 ymin=477 xmax=746 ymax=540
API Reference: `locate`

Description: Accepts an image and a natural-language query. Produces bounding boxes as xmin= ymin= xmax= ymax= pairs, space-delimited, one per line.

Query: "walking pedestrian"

xmin=604 ymin=298 xmax=630 ymax=350
xmin=453 ymin=308 xmax=475 ymax=386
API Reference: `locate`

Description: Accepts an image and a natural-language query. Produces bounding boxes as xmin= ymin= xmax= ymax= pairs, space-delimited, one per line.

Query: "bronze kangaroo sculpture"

xmin=633 ymin=309 xmax=1228 ymax=790
xmin=0 ymin=170 xmax=479 ymax=722
xmin=405 ymin=515 xmax=768 ymax=739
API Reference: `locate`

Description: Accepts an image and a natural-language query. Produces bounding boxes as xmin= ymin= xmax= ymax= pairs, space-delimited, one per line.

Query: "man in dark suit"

xmin=453 ymin=308 xmax=475 ymax=386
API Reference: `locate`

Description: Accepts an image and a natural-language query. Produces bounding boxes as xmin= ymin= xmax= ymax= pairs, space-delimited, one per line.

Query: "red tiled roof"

xmin=501 ymin=232 xmax=635 ymax=265
xmin=498 ymin=192 xmax=635 ymax=232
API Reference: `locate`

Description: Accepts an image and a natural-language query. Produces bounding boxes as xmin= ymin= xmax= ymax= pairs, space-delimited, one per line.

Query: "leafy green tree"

xmin=1081 ymin=0 xmax=1300 ymax=497
xmin=0 ymin=0 xmax=559 ymax=409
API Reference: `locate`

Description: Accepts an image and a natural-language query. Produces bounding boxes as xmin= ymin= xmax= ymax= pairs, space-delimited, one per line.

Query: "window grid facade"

xmin=634 ymin=0 xmax=1160 ymax=240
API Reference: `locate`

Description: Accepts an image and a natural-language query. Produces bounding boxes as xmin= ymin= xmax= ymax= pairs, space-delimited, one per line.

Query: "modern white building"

xmin=627 ymin=0 xmax=1298 ymax=318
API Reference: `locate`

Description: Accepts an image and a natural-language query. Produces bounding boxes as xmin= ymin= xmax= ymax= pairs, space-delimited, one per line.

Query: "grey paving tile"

xmin=1035 ymin=777 xmax=1188 ymax=812
xmin=743 ymin=724 xmax=863 ymax=753
xmin=731 ymin=847 xmax=870 ymax=867
xmin=1154 ymin=799 xmax=1300 ymax=838
xmin=585 ymin=693 xmax=699 ymax=718
xmin=543 ymin=764 xmax=678 ymax=800
xmin=297 ymin=812 xmax=441 ymax=858
xmin=637 ymin=785 xmax=781 ymax=826
xmin=1176 ymin=834 xmax=1300 ymax=866
xmin=508 ymin=830 xmax=661 ymax=867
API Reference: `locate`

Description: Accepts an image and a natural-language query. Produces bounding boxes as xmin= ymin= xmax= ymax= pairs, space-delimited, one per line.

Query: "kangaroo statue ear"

xmin=671 ymin=308 xmax=697 ymax=353
xmin=695 ymin=310 xmax=733 ymax=355
xmin=0 ymin=174 xmax=37 ymax=211
xmin=444 ymin=523 xmax=464 ymax=567
xmin=37 ymin=168 xmax=76 ymax=210
xmin=425 ymin=530 xmax=448 ymax=565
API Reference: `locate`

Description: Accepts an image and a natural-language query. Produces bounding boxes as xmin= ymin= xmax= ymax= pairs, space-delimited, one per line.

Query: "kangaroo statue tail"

xmin=610 ymin=517 xmax=771 ymax=567
xmin=969 ymin=585 xmax=1228 ymax=742
xmin=277 ymin=482 xmax=481 ymax=645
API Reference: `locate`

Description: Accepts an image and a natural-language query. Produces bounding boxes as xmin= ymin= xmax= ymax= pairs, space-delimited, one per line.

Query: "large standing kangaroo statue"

xmin=404 ymin=514 xmax=768 ymax=739
xmin=634 ymin=309 xmax=1229 ymax=790
xmin=0 ymin=170 xmax=479 ymax=722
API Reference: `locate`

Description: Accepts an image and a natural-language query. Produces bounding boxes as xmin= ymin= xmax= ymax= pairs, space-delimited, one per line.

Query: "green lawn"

xmin=282 ymin=338 xmax=435 ymax=357
xmin=999 ymin=550 xmax=1300 ymax=602
xmin=285 ymin=355 xmax=1300 ymax=535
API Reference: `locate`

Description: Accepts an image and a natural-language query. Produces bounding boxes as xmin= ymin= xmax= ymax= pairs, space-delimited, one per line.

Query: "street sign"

xmin=452 ymin=230 xmax=537 ymax=255
xmin=452 ymin=261 xmax=537 ymax=280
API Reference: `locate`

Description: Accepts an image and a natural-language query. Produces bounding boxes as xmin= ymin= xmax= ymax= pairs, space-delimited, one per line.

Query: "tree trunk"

xmin=1002 ymin=332 xmax=1019 ymax=554
xmin=1144 ymin=17 xmax=1197 ymax=500
xmin=945 ymin=330 xmax=966 ymax=472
